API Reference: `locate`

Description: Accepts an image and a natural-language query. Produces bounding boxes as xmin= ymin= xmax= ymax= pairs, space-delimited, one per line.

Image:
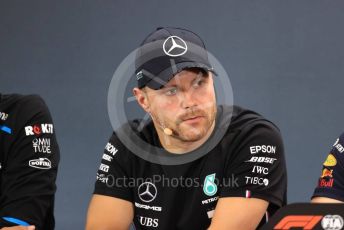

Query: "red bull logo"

xmin=321 ymin=168 xmax=333 ymax=178
xmin=319 ymin=178 xmax=334 ymax=188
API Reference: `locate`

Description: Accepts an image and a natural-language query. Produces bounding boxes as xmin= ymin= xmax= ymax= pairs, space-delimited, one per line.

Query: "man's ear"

xmin=133 ymin=87 xmax=150 ymax=113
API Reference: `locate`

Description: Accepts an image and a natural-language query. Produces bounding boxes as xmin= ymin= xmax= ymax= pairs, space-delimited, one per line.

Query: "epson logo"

xmin=250 ymin=145 xmax=276 ymax=154
xmin=29 ymin=158 xmax=51 ymax=169
xmin=105 ymin=142 xmax=118 ymax=156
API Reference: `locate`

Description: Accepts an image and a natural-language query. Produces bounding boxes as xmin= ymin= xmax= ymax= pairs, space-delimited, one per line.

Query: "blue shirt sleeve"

xmin=312 ymin=133 xmax=344 ymax=201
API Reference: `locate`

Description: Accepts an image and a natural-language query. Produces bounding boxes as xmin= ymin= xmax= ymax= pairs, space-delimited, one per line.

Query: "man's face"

xmin=142 ymin=68 xmax=217 ymax=142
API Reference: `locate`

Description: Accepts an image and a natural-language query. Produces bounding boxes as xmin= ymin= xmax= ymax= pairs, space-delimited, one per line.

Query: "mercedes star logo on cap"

xmin=163 ymin=36 xmax=188 ymax=57
xmin=138 ymin=182 xmax=157 ymax=202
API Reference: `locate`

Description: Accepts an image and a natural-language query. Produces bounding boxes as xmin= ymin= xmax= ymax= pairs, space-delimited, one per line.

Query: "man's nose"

xmin=180 ymin=90 xmax=197 ymax=109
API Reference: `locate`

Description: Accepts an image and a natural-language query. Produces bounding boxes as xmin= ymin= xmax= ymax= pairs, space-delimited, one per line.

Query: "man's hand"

xmin=208 ymin=197 xmax=268 ymax=230
xmin=86 ymin=194 xmax=134 ymax=230
xmin=1 ymin=226 xmax=35 ymax=230
xmin=312 ymin=197 xmax=344 ymax=203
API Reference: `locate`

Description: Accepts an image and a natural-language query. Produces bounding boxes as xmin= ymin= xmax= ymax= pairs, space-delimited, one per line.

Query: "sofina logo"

xmin=203 ymin=173 xmax=217 ymax=196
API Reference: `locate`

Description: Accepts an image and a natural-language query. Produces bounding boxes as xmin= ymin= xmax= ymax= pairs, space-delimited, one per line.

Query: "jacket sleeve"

xmin=93 ymin=132 xmax=134 ymax=202
xmin=0 ymin=95 xmax=60 ymax=229
xmin=312 ymin=133 xmax=344 ymax=201
xmin=220 ymin=123 xmax=287 ymax=208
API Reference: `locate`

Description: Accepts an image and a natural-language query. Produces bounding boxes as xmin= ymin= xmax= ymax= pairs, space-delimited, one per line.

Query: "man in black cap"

xmin=86 ymin=27 xmax=287 ymax=230
xmin=0 ymin=94 xmax=59 ymax=230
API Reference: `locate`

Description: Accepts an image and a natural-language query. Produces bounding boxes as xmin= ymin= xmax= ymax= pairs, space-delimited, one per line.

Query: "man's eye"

xmin=193 ymin=79 xmax=205 ymax=88
xmin=165 ymin=88 xmax=177 ymax=95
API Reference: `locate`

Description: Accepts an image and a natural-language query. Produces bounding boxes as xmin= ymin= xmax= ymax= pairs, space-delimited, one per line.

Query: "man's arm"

xmin=312 ymin=197 xmax=343 ymax=203
xmin=312 ymin=133 xmax=344 ymax=203
xmin=0 ymin=95 xmax=59 ymax=229
xmin=86 ymin=195 xmax=134 ymax=230
xmin=215 ymin=123 xmax=287 ymax=229
xmin=1 ymin=227 xmax=35 ymax=230
xmin=87 ymin=132 xmax=134 ymax=230
xmin=208 ymin=197 xmax=268 ymax=230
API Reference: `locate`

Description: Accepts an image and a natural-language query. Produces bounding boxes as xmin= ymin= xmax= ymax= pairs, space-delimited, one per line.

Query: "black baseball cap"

xmin=135 ymin=27 xmax=216 ymax=90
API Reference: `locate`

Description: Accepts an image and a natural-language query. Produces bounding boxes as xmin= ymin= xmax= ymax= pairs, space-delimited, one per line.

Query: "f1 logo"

xmin=274 ymin=215 xmax=323 ymax=229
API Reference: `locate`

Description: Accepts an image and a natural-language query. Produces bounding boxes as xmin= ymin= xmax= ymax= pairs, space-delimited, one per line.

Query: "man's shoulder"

xmin=1 ymin=94 xmax=47 ymax=112
xmin=109 ymin=119 xmax=156 ymax=152
xmin=126 ymin=119 xmax=157 ymax=145
xmin=217 ymin=105 xmax=282 ymax=149
xmin=226 ymin=105 xmax=280 ymax=134
xmin=1 ymin=94 xmax=53 ymax=137
xmin=331 ymin=132 xmax=344 ymax=156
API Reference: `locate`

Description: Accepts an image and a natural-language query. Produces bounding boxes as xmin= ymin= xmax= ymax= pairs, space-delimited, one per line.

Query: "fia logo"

xmin=321 ymin=215 xmax=344 ymax=230
xmin=203 ymin=173 xmax=217 ymax=196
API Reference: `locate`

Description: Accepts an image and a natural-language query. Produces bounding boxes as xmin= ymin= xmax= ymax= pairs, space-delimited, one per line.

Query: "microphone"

xmin=150 ymin=113 xmax=173 ymax=136
xmin=163 ymin=128 xmax=173 ymax=136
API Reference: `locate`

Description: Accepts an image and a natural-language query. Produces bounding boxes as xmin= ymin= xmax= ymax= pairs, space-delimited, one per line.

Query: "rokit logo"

xmin=25 ymin=124 xmax=53 ymax=136
xmin=0 ymin=112 xmax=8 ymax=121
xmin=29 ymin=158 xmax=51 ymax=169
xmin=138 ymin=216 xmax=159 ymax=228
xmin=32 ymin=138 xmax=51 ymax=153
xmin=245 ymin=156 xmax=277 ymax=164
